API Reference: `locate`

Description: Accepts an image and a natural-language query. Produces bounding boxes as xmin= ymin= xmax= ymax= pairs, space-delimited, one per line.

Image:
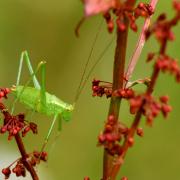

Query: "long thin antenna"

xmin=74 ymin=36 xmax=115 ymax=103
xmin=74 ymin=20 xmax=103 ymax=103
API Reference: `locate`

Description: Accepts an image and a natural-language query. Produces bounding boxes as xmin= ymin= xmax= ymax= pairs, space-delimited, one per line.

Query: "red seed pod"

xmin=22 ymin=126 xmax=31 ymax=137
xmin=138 ymin=2 xmax=145 ymax=9
xmin=126 ymin=89 xmax=134 ymax=98
xmin=105 ymin=124 xmax=113 ymax=132
xmin=176 ymin=71 xmax=180 ymax=82
xmin=160 ymin=96 xmax=169 ymax=104
xmin=107 ymin=20 xmax=114 ymax=33
xmin=157 ymin=13 xmax=167 ymax=21
xmin=12 ymin=167 xmax=17 ymax=173
xmin=84 ymin=177 xmax=90 ymax=180
xmin=103 ymin=12 xmax=111 ymax=21
xmin=92 ymin=86 xmax=98 ymax=91
xmin=121 ymin=177 xmax=128 ymax=180
xmin=137 ymin=128 xmax=144 ymax=137
xmin=92 ymin=79 xmax=100 ymax=86
xmin=108 ymin=114 xmax=115 ymax=122
xmin=29 ymin=122 xmax=38 ymax=134
xmin=12 ymin=128 xmax=18 ymax=135
xmin=2 ymin=167 xmax=11 ymax=179
xmin=161 ymin=104 xmax=172 ymax=118
xmin=130 ymin=106 xmax=137 ymax=114
xmin=29 ymin=157 xmax=37 ymax=166
xmin=13 ymin=163 xmax=26 ymax=177
xmin=146 ymin=116 xmax=153 ymax=126
xmin=134 ymin=8 xmax=141 ymax=18
xmin=40 ymin=152 xmax=48 ymax=161
xmin=7 ymin=125 xmax=12 ymax=131
xmin=127 ymin=137 xmax=134 ymax=147
xmin=0 ymin=91 xmax=5 ymax=98
xmin=119 ymin=89 xmax=126 ymax=97
xmin=16 ymin=126 xmax=21 ymax=132
xmin=18 ymin=113 xmax=25 ymax=122
xmin=4 ymin=88 xmax=10 ymax=94
xmin=33 ymin=151 xmax=40 ymax=159
xmin=116 ymin=19 xmax=126 ymax=32
xmin=130 ymin=22 xmax=137 ymax=32
xmin=147 ymin=52 xmax=155 ymax=62
xmin=0 ymin=127 xmax=7 ymax=133
xmin=105 ymin=133 xmax=114 ymax=142
xmin=141 ymin=10 xmax=148 ymax=17
xmin=173 ymin=0 xmax=180 ymax=11
xmin=98 ymin=134 xmax=106 ymax=143
xmin=168 ymin=31 xmax=175 ymax=41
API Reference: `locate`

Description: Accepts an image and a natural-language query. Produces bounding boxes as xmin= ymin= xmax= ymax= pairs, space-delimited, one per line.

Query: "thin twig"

xmin=125 ymin=0 xmax=159 ymax=82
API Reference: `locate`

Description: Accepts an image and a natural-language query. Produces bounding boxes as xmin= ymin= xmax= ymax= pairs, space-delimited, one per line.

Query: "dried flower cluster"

xmin=0 ymin=112 xmax=38 ymax=140
xmin=2 ymin=151 xmax=47 ymax=179
xmin=0 ymin=88 xmax=47 ymax=179
xmin=98 ymin=114 xmax=128 ymax=156
xmin=83 ymin=0 xmax=154 ymax=33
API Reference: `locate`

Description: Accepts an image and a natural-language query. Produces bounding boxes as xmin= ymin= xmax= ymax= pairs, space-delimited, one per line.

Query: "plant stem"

xmin=108 ymin=40 xmax=167 ymax=179
xmin=15 ymin=134 xmax=39 ymax=180
xmin=0 ymin=103 xmax=39 ymax=180
xmin=102 ymin=1 xmax=137 ymax=179
xmin=102 ymin=17 xmax=129 ymax=180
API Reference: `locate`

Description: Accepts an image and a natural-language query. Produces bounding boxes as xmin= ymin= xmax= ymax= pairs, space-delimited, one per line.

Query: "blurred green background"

xmin=0 ymin=0 xmax=180 ymax=179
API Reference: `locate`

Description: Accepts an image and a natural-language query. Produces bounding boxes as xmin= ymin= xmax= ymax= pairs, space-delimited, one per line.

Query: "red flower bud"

xmin=137 ymin=128 xmax=144 ymax=137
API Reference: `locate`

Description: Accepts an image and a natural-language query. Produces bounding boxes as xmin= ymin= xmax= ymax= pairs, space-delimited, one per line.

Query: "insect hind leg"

xmin=16 ymin=51 xmax=40 ymax=89
xmin=11 ymin=57 xmax=46 ymax=114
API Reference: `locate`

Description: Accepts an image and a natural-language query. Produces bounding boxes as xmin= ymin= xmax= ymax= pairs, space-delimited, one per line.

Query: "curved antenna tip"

xmin=75 ymin=17 xmax=86 ymax=37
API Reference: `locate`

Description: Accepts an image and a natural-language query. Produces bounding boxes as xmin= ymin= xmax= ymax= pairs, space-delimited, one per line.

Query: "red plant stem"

xmin=0 ymin=102 xmax=39 ymax=180
xmin=15 ymin=134 xmax=39 ymax=180
xmin=102 ymin=1 xmax=137 ymax=180
xmin=102 ymin=25 xmax=128 ymax=180
xmin=109 ymin=39 xmax=168 ymax=179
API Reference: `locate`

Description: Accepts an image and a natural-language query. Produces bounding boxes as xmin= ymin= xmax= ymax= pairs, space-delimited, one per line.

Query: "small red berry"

xmin=1 ymin=127 xmax=7 ymax=133
xmin=127 ymin=137 xmax=134 ymax=147
xmin=121 ymin=176 xmax=128 ymax=180
xmin=84 ymin=177 xmax=90 ymax=180
xmin=98 ymin=134 xmax=106 ymax=143
xmin=2 ymin=167 xmax=11 ymax=178
xmin=137 ymin=128 xmax=144 ymax=137
xmin=121 ymin=177 xmax=128 ymax=180
xmin=5 ymin=88 xmax=10 ymax=94
xmin=107 ymin=20 xmax=114 ymax=33
xmin=0 ymin=91 xmax=5 ymax=98
xmin=160 ymin=96 xmax=169 ymax=104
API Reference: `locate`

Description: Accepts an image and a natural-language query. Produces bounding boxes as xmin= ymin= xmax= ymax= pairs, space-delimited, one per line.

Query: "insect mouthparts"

xmin=11 ymin=85 xmax=16 ymax=91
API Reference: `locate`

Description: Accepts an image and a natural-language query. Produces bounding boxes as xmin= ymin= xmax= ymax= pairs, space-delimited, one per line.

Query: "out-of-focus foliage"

xmin=0 ymin=0 xmax=179 ymax=179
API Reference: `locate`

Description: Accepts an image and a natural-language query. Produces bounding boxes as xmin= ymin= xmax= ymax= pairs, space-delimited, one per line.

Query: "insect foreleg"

xmin=40 ymin=114 xmax=59 ymax=154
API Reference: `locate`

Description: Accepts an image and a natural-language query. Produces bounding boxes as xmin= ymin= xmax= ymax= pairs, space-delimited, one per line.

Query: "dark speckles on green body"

xmin=12 ymin=86 xmax=74 ymax=121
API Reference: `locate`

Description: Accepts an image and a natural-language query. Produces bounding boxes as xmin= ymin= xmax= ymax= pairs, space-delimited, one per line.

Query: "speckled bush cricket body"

xmin=11 ymin=51 xmax=75 ymax=152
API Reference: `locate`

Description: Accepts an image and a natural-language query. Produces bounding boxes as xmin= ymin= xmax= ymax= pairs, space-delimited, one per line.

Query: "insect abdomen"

xmin=12 ymin=86 xmax=69 ymax=116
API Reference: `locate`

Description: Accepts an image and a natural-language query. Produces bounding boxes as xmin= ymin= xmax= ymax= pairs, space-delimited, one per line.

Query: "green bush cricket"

xmin=10 ymin=24 xmax=114 ymax=153
xmin=11 ymin=51 xmax=75 ymax=153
